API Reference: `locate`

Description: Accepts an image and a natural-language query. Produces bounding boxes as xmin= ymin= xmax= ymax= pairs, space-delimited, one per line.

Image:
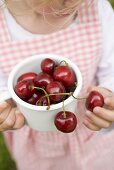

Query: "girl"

xmin=0 ymin=0 xmax=114 ymax=169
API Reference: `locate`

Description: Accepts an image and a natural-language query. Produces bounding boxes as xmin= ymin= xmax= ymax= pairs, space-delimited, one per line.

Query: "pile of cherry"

xmin=14 ymin=58 xmax=104 ymax=133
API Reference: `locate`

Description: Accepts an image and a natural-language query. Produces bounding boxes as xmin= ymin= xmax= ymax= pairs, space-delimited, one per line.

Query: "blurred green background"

xmin=110 ymin=0 xmax=114 ymax=7
xmin=0 ymin=1 xmax=114 ymax=170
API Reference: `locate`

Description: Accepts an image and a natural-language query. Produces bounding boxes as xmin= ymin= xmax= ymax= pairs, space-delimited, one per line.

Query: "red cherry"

xmin=14 ymin=80 xmax=35 ymax=100
xmin=41 ymin=58 xmax=56 ymax=75
xmin=17 ymin=72 xmax=37 ymax=82
xmin=53 ymin=65 xmax=76 ymax=89
xmin=54 ymin=111 xmax=77 ymax=133
xmin=27 ymin=92 xmax=42 ymax=105
xmin=34 ymin=72 xmax=54 ymax=89
xmin=36 ymin=95 xmax=48 ymax=106
xmin=85 ymin=90 xmax=104 ymax=112
xmin=46 ymin=81 xmax=66 ymax=103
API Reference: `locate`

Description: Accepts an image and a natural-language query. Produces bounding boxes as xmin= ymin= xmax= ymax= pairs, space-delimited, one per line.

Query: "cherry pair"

xmin=55 ymin=90 xmax=104 ymax=133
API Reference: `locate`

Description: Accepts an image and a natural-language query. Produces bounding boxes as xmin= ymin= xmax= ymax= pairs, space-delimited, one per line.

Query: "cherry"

xmin=85 ymin=90 xmax=104 ymax=112
xmin=36 ymin=95 xmax=48 ymax=106
xmin=41 ymin=58 xmax=56 ymax=75
xmin=27 ymin=92 xmax=42 ymax=105
xmin=46 ymin=81 xmax=66 ymax=103
xmin=53 ymin=65 xmax=76 ymax=89
xmin=54 ymin=111 xmax=77 ymax=133
xmin=34 ymin=72 xmax=54 ymax=89
xmin=17 ymin=72 xmax=37 ymax=82
xmin=15 ymin=80 xmax=35 ymax=100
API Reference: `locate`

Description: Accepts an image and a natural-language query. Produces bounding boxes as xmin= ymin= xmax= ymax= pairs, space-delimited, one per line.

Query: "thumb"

xmin=87 ymin=86 xmax=112 ymax=98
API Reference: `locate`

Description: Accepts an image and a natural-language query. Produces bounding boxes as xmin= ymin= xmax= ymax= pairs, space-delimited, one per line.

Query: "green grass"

xmin=0 ymin=1 xmax=114 ymax=170
xmin=109 ymin=0 xmax=114 ymax=7
xmin=0 ymin=133 xmax=17 ymax=170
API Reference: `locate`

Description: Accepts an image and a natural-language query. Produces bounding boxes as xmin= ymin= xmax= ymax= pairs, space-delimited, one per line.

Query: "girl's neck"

xmin=5 ymin=0 xmax=77 ymax=34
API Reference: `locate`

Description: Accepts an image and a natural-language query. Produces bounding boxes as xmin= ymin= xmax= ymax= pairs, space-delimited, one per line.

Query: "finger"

xmin=0 ymin=102 xmax=9 ymax=113
xmin=0 ymin=108 xmax=16 ymax=130
xmin=87 ymin=86 xmax=103 ymax=94
xmin=83 ymin=117 xmax=101 ymax=131
xmin=0 ymin=105 xmax=12 ymax=124
xmin=6 ymin=99 xmax=16 ymax=107
xmin=93 ymin=106 xmax=114 ymax=122
xmin=89 ymin=86 xmax=112 ymax=95
xmin=104 ymin=96 xmax=114 ymax=109
xmin=12 ymin=110 xmax=25 ymax=129
xmin=87 ymin=86 xmax=113 ymax=103
xmin=85 ymin=110 xmax=112 ymax=128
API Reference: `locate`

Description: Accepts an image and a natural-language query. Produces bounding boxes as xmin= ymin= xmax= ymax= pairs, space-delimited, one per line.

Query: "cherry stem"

xmin=58 ymin=60 xmax=69 ymax=67
xmin=32 ymin=86 xmax=87 ymax=110
xmin=39 ymin=91 xmax=87 ymax=105
xmin=46 ymin=91 xmax=87 ymax=100
xmin=75 ymin=82 xmax=77 ymax=87
xmin=38 ymin=92 xmax=73 ymax=100
xmin=62 ymin=100 xmax=66 ymax=119
xmin=36 ymin=98 xmax=42 ymax=106
xmin=71 ymin=93 xmax=87 ymax=100
xmin=48 ymin=92 xmax=73 ymax=97
xmin=32 ymin=86 xmax=50 ymax=110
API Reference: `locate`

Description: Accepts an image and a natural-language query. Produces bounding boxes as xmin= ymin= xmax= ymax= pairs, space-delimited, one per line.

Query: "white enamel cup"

xmin=0 ymin=54 xmax=82 ymax=131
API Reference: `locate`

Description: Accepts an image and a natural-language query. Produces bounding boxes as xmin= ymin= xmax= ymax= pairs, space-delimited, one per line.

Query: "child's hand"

xmin=0 ymin=100 xmax=25 ymax=131
xmin=83 ymin=86 xmax=114 ymax=131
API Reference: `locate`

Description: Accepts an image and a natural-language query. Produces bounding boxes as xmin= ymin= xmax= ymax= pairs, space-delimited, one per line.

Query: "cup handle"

xmin=0 ymin=91 xmax=11 ymax=102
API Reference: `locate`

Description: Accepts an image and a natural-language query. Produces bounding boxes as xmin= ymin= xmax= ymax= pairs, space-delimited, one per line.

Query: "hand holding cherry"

xmin=84 ymin=86 xmax=114 ymax=131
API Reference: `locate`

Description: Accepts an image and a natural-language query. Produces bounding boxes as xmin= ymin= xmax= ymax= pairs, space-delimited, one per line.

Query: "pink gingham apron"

xmin=1 ymin=1 xmax=114 ymax=170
